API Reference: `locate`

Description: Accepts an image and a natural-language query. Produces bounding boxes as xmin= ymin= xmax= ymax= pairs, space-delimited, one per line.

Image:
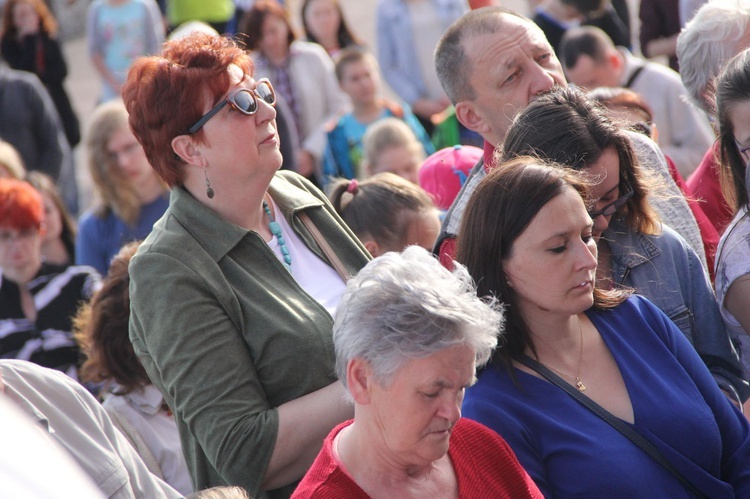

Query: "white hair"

xmin=333 ymin=246 xmax=504 ymax=395
xmin=677 ymin=0 xmax=750 ymax=115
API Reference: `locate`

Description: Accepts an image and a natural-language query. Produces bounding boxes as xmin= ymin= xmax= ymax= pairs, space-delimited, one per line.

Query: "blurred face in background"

xmin=304 ymin=0 xmax=340 ymax=43
xmin=261 ymin=14 xmax=291 ymax=60
xmin=369 ymin=145 xmax=423 ymax=185
xmin=107 ymin=125 xmax=161 ymax=196
xmin=339 ymin=56 xmax=379 ymax=106
xmin=39 ymin=191 xmax=62 ymax=244
xmin=12 ymin=1 xmax=40 ymax=37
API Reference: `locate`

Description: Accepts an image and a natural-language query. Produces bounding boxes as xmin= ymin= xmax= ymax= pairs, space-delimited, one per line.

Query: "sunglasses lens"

xmin=234 ymin=90 xmax=258 ymax=114
xmin=257 ymin=81 xmax=275 ymax=105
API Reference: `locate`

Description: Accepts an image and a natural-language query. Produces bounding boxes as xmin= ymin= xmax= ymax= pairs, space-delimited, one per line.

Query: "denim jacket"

xmin=606 ymin=216 xmax=749 ymax=401
xmin=376 ymin=0 xmax=467 ymax=105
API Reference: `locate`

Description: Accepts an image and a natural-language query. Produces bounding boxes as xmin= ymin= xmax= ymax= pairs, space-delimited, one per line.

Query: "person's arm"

xmin=376 ymin=2 xmax=422 ymax=106
xmin=643 ymin=34 xmax=678 ymax=60
xmin=129 ymin=250 xmax=350 ymax=496
xmin=298 ymin=44 xmax=349 ymax=168
xmin=402 ymin=104 xmax=436 ymax=155
xmin=675 ymin=231 xmax=750 ymax=404
xmin=263 ymin=381 xmax=352 ymax=489
xmin=75 ymin=214 xmax=108 ymax=276
xmin=640 ymin=298 xmax=750 ymax=494
xmin=142 ymin=0 xmax=165 ymax=55
xmin=462 ymin=380 xmax=552 ymax=497
xmin=650 ymin=76 xmax=714 ymax=179
xmin=26 ymin=73 xmax=64 ymax=179
xmin=40 ymin=35 xmax=68 ymax=85
xmin=86 ymin=3 xmax=120 ymax=94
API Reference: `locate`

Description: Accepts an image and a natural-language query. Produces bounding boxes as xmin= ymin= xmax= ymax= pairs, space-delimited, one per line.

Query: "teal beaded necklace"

xmin=263 ymin=200 xmax=292 ymax=272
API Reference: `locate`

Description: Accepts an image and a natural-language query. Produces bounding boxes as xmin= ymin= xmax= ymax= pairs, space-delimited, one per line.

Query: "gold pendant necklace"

xmin=533 ymin=316 xmax=586 ymax=391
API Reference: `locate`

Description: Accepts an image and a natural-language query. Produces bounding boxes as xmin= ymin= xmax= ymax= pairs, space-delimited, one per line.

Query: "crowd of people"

xmin=1 ymin=0 xmax=750 ymax=497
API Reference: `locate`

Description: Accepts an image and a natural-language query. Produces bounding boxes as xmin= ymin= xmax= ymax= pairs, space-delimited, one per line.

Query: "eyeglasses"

xmin=0 ymin=227 xmax=39 ymax=245
xmin=188 ymin=79 xmax=276 ymax=134
xmin=735 ymin=138 xmax=750 ymax=161
xmin=588 ymin=185 xmax=634 ymax=219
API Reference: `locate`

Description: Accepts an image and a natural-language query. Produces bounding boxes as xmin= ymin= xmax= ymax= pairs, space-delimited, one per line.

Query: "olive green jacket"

xmin=129 ymin=171 xmax=370 ymax=498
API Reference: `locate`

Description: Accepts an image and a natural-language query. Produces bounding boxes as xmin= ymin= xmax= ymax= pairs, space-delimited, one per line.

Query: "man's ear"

xmin=455 ymin=101 xmax=490 ymax=136
xmin=347 ymin=357 xmax=373 ymax=405
xmin=608 ymin=49 xmax=624 ymax=72
xmin=172 ymin=135 xmax=206 ymax=167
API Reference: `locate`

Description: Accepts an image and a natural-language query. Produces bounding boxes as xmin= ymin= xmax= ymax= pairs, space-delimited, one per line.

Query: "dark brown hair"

xmin=239 ymin=0 xmax=296 ymax=52
xmin=75 ymin=241 xmax=149 ymax=394
xmin=717 ymin=48 xmax=750 ymax=212
xmin=456 ymin=156 xmax=629 ymax=367
xmin=500 ymin=86 xmax=660 ymax=235
xmin=301 ymin=0 xmax=362 ymax=53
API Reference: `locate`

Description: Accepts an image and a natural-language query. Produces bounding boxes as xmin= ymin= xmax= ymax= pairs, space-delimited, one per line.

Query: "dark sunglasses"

xmin=588 ymin=184 xmax=634 ymax=219
xmin=188 ymin=79 xmax=276 ymax=134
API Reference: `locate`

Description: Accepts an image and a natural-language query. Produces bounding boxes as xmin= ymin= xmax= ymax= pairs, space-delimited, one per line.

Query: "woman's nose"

xmin=592 ymin=213 xmax=611 ymax=236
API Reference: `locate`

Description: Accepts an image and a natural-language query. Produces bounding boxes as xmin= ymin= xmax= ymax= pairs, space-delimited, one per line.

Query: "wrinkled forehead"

xmin=464 ymin=14 xmax=552 ymax=66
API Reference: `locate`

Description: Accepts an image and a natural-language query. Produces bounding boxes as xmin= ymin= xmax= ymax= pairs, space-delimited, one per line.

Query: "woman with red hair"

xmin=0 ymin=178 xmax=100 ymax=377
xmin=123 ymin=33 xmax=369 ymax=497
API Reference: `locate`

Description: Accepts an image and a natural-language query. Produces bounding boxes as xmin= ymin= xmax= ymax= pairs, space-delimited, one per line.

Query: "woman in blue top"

xmin=499 ymin=86 xmax=749 ymax=406
xmin=77 ymin=101 xmax=168 ymax=275
xmin=456 ymin=157 xmax=750 ymax=497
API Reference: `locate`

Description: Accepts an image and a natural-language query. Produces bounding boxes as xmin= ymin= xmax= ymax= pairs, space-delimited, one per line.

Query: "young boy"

xmin=323 ymin=46 xmax=434 ymax=185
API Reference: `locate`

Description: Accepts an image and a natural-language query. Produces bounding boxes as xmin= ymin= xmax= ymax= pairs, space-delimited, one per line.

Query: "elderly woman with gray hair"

xmin=292 ymin=246 xmax=543 ymax=498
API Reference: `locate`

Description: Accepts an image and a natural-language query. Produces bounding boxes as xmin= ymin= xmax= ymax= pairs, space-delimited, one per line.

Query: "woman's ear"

xmin=347 ymin=357 xmax=373 ymax=405
xmin=362 ymin=239 xmax=380 ymax=258
xmin=171 ymin=135 xmax=206 ymax=167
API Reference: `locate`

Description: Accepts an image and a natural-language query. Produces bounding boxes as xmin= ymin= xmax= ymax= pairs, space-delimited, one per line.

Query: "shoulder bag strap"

xmin=519 ymin=354 xmax=708 ymax=498
xmin=624 ymin=65 xmax=646 ymax=89
xmin=298 ymin=210 xmax=350 ymax=282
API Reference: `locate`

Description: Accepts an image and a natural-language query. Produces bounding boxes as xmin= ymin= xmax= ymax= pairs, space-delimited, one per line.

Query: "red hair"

xmin=122 ymin=33 xmax=254 ymax=187
xmin=0 ymin=178 xmax=43 ymax=230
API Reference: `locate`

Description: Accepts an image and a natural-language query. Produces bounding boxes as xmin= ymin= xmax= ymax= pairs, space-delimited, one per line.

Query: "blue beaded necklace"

xmin=263 ymin=200 xmax=292 ymax=272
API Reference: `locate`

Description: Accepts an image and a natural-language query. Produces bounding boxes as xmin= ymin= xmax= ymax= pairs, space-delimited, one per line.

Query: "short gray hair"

xmin=434 ymin=7 xmax=526 ymax=104
xmin=333 ymin=246 xmax=503 ymax=393
xmin=677 ymin=0 xmax=750 ymax=115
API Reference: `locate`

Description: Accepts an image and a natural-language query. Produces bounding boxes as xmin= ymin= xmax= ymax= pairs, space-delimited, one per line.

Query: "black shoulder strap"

xmin=519 ymin=354 xmax=709 ymax=498
xmin=624 ymin=65 xmax=646 ymax=89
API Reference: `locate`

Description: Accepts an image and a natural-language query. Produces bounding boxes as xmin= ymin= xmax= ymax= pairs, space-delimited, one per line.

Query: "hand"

xmin=644 ymin=34 xmax=678 ymax=59
xmin=296 ymin=150 xmax=316 ymax=178
xmin=411 ymin=98 xmax=451 ymax=121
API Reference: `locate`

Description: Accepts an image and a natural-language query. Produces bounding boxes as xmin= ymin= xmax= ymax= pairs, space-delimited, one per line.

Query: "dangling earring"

xmin=204 ymin=168 xmax=214 ymax=199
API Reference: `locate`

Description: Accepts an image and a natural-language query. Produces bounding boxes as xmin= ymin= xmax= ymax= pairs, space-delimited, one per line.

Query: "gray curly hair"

xmin=333 ymin=246 xmax=503 ymax=394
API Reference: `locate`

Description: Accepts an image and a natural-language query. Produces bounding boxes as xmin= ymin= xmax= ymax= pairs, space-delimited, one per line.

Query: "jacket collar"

xmin=167 ymin=174 xmax=325 ymax=262
xmin=604 ymin=216 xmax=661 ymax=269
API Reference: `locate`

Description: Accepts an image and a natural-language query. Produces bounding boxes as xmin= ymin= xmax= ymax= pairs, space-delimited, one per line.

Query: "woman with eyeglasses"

xmin=0 ymin=178 xmax=100 ymax=378
xmin=122 ymin=33 xmax=370 ymax=498
xmin=715 ymin=48 xmax=750 ymax=377
xmin=497 ymin=86 xmax=749 ymax=408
